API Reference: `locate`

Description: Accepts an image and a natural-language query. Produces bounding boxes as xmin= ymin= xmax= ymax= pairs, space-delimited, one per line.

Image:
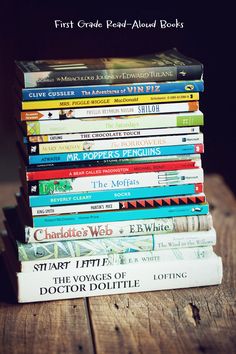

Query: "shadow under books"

xmin=0 ymin=257 xmax=18 ymax=304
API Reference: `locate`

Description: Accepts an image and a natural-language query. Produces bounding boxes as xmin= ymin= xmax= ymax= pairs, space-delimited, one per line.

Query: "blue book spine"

xmin=32 ymin=204 xmax=209 ymax=227
xmin=29 ymin=184 xmax=199 ymax=207
xmin=22 ymin=80 xmax=204 ymax=101
xmin=28 ymin=145 xmax=199 ymax=165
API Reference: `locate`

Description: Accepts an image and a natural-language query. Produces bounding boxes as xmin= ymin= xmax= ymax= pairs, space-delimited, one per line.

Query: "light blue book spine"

xmin=32 ymin=204 xmax=209 ymax=227
xmin=28 ymin=144 xmax=200 ymax=165
xmin=22 ymin=80 xmax=204 ymax=101
xmin=29 ymin=184 xmax=200 ymax=207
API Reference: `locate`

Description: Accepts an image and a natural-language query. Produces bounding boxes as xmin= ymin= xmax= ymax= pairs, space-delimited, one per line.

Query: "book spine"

xmin=21 ymin=80 xmax=204 ymax=101
xmin=27 ymin=144 xmax=204 ymax=164
xmin=21 ymin=101 xmax=199 ymax=121
xmin=25 ymin=126 xmax=201 ymax=143
xmin=27 ymin=133 xmax=204 ymax=155
xmin=31 ymin=194 xmax=206 ymax=216
xmin=28 ymin=168 xmax=204 ymax=196
xmin=18 ymin=228 xmax=216 ymax=261
xmin=31 ymin=204 xmax=209 ymax=227
xmin=28 ymin=183 xmax=204 ymax=207
xmin=16 ymin=257 xmax=222 ymax=303
xmin=25 ymin=111 xmax=204 ymax=135
xmin=22 ymin=145 xmax=202 ymax=170
xmin=24 ymin=155 xmax=202 ymax=172
xmin=26 ymin=158 xmax=202 ymax=181
xmin=22 ymin=65 xmax=203 ymax=88
xmin=22 ymin=93 xmax=200 ymax=110
xmin=20 ymin=246 xmax=214 ymax=272
xmin=25 ymin=214 xmax=213 ymax=243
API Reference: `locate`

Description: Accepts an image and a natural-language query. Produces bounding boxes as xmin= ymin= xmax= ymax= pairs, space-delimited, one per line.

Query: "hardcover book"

xmin=11 ymin=258 xmax=224 ymax=303
xmin=19 ymin=80 xmax=204 ymax=101
xmin=15 ymin=48 xmax=203 ymax=88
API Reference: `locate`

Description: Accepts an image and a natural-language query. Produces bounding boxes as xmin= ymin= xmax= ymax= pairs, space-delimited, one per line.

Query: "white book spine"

xmin=25 ymin=214 xmax=213 ymax=243
xmin=32 ymin=201 xmax=121 ymax=216
xmin=38 ymin=168 xmax=204 ymax=194
xmin=45 ymin=126 xmax=201 ymax=142
xmin=26 ymin=111 xmax=203 ymax=135
xmin=23 ymin=102 xmax=196 ymax=120
xmin=37 ymin=133 xmax=204 ymax=154
xmin=17 ymin=256 xmax=223 ymax=303
xmin=20 ymin=246 xmax=215 ymax=273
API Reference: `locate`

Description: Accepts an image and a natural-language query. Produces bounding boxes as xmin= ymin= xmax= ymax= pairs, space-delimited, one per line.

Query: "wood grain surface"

xmin=0 ymin=175 xmax=235 ymax=354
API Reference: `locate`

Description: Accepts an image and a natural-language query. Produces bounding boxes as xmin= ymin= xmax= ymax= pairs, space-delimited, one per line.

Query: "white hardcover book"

xmin=25 ymin=214 xmax=213 ymax=243
xmin=16 ymin=256 xmax=223 ymax=303
xmin=25 ymin=111 xmax=203 ymax=135
xmin=20 ymin=246 xmax=215 ymax=273
xmin=39 ymin=126 xmax=201 ymax=142
xmin=22 ymin=101 xmax=197 ymax=120
xmin=36 ymin=133 xmax=204 ymax=154
xmin=36 ymin=168 xmax=204 ymax=194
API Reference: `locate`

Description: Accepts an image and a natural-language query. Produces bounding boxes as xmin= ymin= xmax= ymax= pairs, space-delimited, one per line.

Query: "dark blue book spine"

xmin=22 ymin=80 xmax=204 ymax=101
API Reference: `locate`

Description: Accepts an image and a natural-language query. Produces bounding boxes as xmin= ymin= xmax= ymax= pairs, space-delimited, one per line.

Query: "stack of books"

xmin=2 ymin=49 xmax=222 ymax=303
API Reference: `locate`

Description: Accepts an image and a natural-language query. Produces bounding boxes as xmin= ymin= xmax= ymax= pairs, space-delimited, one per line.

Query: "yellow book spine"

xmin=38 ymin=141 xmax=85 ymax=154
xmin=22 ymin=93 xmax=199 ymax=110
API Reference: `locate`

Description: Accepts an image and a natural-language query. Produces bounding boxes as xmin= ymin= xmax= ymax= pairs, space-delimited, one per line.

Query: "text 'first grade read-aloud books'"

xmin=1 ymin=48 xmax=222 ymax=303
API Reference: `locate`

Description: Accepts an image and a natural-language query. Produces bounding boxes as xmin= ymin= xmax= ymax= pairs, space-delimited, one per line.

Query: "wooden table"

xmin=0 ymin=175 xmax=235 ymax=354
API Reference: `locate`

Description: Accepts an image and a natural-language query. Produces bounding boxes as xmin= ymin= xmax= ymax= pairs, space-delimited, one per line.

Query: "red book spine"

xmin=26 ymin=160 xmax=199 ymax=181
